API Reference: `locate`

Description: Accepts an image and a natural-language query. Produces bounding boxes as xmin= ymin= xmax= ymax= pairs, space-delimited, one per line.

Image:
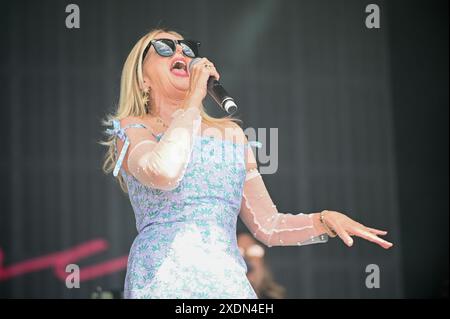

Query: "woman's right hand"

xmin=184 ymin=57 xmax=220 ymax=108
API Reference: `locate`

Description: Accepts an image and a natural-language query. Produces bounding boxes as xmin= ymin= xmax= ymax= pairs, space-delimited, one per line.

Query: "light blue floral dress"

xmin=106 ymin=120 xmax=260 ymax=298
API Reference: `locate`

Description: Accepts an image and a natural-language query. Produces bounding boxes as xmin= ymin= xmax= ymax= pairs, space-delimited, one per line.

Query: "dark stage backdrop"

xmin=0 ymin=0 xmax=447 ymax=298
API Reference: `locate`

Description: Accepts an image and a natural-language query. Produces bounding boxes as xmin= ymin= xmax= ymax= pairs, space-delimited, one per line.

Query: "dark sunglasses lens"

xmin=153 ymin=40 xmax=175 ymax=57
xmin=180 ymin=41 xmax=197 ymax=58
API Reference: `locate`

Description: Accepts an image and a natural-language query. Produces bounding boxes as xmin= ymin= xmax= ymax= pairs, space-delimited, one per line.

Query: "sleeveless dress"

xmin=106 ymin=120 xmax=259 ymax=298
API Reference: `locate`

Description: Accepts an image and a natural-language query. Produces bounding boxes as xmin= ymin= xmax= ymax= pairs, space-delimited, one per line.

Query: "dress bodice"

xmin=121 ymin=134 xmax=249 ymax=234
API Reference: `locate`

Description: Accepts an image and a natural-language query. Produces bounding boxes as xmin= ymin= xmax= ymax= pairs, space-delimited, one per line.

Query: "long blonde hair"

xmin=99 ymin=28 xmax=242 ymax=193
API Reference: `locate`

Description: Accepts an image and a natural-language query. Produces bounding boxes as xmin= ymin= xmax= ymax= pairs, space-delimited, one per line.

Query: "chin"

xmin=170 ymin=78 xmax=190 ymax=92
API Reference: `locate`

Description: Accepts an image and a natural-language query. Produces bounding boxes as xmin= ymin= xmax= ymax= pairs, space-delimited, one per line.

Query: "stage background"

xmin=0 ymin=0 xmax=447 ymax=298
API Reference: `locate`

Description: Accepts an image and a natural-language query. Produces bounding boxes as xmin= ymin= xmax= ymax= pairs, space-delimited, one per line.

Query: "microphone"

xmin=189 ymin=58 xmax=238 ymax=114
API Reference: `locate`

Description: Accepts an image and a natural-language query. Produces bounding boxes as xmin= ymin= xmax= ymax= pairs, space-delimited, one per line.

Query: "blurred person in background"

xmin=238 ymin=232 xmax=286 ymax=299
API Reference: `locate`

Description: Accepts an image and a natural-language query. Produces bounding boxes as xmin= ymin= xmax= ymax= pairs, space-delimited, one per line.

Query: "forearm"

xmin=127 ymin=104 xmax=201 ymax=190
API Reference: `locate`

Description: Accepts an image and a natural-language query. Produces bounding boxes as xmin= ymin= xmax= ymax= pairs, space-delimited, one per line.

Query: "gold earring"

xmin=142 ymin=88 xmax=149 ymax=102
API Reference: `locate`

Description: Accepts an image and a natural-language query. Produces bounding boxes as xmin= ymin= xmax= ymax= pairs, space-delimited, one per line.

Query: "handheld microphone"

xmin=189 ymin=58 xmax=238 ymax=114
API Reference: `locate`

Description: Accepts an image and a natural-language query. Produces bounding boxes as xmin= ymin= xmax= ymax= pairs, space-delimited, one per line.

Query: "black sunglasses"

xmin=142 ymin=38 xmax=201 ymax=61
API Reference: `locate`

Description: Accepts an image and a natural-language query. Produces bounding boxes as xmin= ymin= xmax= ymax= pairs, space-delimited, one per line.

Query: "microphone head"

xmin=223 ymin=100 xmax=238 ymax=114
xmin=189 ymin=57 xmax=202 ymax=71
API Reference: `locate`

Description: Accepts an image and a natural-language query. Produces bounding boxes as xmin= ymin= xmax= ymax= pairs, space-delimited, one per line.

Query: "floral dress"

xmin=105 ymin=106 xmax=328 ymax=299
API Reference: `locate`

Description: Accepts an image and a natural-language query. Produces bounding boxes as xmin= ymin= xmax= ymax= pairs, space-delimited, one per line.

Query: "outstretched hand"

xmin=314 ymin=211 xmax=394 ymax=249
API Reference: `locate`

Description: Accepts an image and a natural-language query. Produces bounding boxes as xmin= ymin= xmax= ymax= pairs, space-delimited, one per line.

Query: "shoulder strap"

xmin=105 ymin=119 xmax=148 ymax=177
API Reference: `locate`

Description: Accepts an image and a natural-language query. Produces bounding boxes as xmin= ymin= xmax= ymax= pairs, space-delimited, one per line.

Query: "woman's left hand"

xmin=314 ymin=211 xmax=394 ymax=249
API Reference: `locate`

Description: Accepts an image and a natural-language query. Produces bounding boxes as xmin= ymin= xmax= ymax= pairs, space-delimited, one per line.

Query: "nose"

xmin=175 ymin=43 xmax=183 ymax=55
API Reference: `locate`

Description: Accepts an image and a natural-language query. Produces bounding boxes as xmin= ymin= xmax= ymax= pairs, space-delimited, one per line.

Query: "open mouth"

xmin=170 ymin=59 xmax=188 ymax=77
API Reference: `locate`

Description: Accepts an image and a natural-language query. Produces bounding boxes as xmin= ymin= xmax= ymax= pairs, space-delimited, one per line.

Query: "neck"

xmin=149 ymin=91 xmax=186 ymax=124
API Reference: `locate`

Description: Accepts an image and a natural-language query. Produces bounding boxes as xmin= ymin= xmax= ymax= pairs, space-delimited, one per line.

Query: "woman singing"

xmin=101 ymin=28 xmax=393 ymax=299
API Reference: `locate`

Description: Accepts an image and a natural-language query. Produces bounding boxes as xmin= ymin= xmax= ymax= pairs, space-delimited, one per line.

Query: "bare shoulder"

xmin=119 ymin=116 xmax=157 ymax=138
xmin=223 ymin=121 xmax=247 ymax=144
xmin=225 ymin=122 xmax=259 ymax=170
xmin=119 ymin=116 xmax=148 ymax=128
xmin=116 ymin=116 xmax=156 ymax=174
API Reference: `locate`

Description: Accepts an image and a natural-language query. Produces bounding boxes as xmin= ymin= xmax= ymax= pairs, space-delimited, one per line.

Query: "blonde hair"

xmin=99 ymin=28 xmax=242 ymax=193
